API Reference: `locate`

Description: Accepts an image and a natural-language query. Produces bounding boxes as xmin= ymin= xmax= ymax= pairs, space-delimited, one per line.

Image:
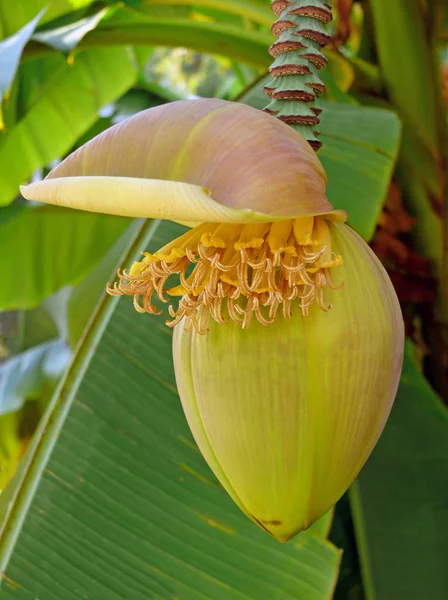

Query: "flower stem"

xmin=264 ymin=0 xmax=333 ymax=150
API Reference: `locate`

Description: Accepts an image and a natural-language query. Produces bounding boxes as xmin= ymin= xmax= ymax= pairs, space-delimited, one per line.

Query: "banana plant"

xmin=0 ymin=1 xmax=447 ymax=600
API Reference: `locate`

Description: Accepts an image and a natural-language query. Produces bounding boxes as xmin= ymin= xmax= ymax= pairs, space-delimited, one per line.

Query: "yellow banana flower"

xmin=22 ymin=99 xmax=404 ymax=541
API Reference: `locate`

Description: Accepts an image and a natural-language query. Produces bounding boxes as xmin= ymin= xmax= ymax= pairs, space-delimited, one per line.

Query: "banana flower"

xmin=22 ymin=99 xmax=404 ymax=541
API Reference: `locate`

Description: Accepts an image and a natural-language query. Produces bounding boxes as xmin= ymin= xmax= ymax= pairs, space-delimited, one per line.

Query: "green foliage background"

xmin=0 ymin=1 xmax=447 ymax=599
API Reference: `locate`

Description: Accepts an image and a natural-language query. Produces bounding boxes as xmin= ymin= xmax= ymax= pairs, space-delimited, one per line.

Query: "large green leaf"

xmin=0 ymin=204 xmax=130 ymax=309
xmin=0 ymin=46 xmax=137 ymax=205
xmin=0 ymin=219 xmax=340 ymax=599
xmin=350 ymin=343 xmax=448 ymax=600
xmin=239 ymin=78 xmax=401 ymax=241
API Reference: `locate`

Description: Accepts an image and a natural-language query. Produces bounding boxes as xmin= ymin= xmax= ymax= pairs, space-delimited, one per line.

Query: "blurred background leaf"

xmin=0 ymin=204 xmax=130 ymax=309
xmin=31 ymin=7 xmax=111 ymax=53
xmin=0 ymin=46 xmax=138 ymax=205
xmin=0 ymin=9 xmax=44 ymax=114
xmin=0 ymin=338 xmax=70 ymax=416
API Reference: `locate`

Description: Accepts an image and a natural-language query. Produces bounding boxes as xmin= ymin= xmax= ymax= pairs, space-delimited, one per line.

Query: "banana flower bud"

xmin=21 ymin=99 xmax=404 ymax=541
